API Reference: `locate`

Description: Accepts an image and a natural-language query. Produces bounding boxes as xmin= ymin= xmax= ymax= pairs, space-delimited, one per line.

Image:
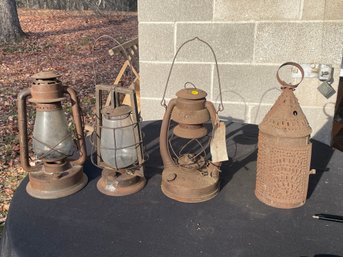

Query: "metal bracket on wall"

xmin=291 ymin=63 xmax=335 ymax=98
xmin=291 ymin=63 xmax=333 ymax=81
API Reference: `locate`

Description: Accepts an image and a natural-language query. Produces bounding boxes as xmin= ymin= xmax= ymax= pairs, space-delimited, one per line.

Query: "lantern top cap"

xmin=259 ymin=89 xmax=312 ymax=137
xmin=176 ymin=88 xmax=207 ymax=100
xmin=32 ymin=70 xmax=60 ymax=80
xmin=101 ymin=105 xmax=132 ymax=118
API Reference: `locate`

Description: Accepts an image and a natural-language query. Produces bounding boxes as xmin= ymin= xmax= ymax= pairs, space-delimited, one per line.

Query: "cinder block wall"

xmin=138 ymin=0 xmax=343 ymax=144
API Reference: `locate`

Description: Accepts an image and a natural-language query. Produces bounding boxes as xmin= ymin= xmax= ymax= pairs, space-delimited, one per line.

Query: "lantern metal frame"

xmin=17 ymin=71 xmax=88 ymax=199
xmin=94 ymin=84 xmax=145 ymax=196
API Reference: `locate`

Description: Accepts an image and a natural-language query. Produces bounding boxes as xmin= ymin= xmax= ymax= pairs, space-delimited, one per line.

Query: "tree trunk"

xmin=0 ymin=0 xmax=25 ymax=43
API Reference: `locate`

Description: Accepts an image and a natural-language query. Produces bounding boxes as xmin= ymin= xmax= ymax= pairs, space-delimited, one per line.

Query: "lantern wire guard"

xmin=255 ymin=62 xmax=315 ymax=209
xmin=17 ymin=71 xmax=88 ymax=199
xmin=94 ymin=85 xmax=145 ymax=196
xmin=159 ymin=37 xmax=225 ymax=203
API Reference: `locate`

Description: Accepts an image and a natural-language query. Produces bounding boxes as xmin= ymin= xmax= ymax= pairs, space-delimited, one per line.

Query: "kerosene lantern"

xmin=159 ymin=37 xmax=227 ymax=203
xmin=17 ymin=71 xmax=88 ymax=199
xmin=255 ymin=62 xmax=315 ymax=208
xmin=94 ymin=84 xmax=145 ymax=196
xmin=159 ymin=84 xmax=227 ymax=203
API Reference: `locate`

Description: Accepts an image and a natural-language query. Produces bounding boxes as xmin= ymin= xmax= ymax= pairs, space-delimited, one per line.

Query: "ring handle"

xmin=184 ymin=82 xmax=197 ymax=89
xmin=276 ymin=62 xmax=304 ymax=89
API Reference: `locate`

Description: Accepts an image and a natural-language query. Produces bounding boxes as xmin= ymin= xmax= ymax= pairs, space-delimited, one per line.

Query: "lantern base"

xmin=26 ymin=165 xmax=88 ymax=199
xmin=255 ymin=191 xmax=305 ymax=209
xmin=97 ymin=168 xmax=146 ymax=196
xmin=161 ymin=165 xmax=220 ymax=203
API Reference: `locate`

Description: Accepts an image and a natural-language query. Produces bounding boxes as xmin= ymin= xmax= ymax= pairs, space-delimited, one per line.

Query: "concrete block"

xmin=255 ymin=22 xmax=322 ymax=63
xmin=140 ymin=62 xmax=212 ymax=98
xmin=176 ymin=23 xmax=254 ymax=63
xmin=302 ymin=0 xmax=326 ymax=20
xmin=212 ymin=64 xmax=282 ymax=104
xmin=322 ymin=23 xmax=343 ymax=65
xmin=302 ymin=0 xmax=343 ymax=20
xmin=138 ymin=0 xmax=213 ymax=22
xmin=141 ymin=98 xmax=165 ymax=121
xmin=139 ymin=23 xmax=174 ymax=62
xmin=255 ymin=22 xmax=343 ymax=65
xmin=214 ymin=0 xmax=301 ymax=21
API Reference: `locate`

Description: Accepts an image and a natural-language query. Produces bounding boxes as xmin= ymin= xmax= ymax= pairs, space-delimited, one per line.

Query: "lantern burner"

xmin=177 ymin=154 xmax=206 ymax=170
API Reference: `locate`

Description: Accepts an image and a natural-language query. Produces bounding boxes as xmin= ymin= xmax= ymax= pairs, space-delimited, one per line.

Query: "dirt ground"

xmin=0 ymin=8 xmax=138 ymax=222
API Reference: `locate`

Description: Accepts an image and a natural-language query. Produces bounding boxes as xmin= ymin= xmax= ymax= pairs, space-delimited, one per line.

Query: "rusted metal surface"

xmin=95 ymin=84 xmax=145 ymax=196
xmin=160 ymin=87 xmax=221 ymax=203
xmin=26 ymin=165 xmax=87 ymax=199
xmin=29 ymin=71 xmax=66 ymax=103
xmin=17 ymin=71 xmax=87 ymax=199
xmin=171 ymin=88 xmax=210 ymax=139
xmin=255 ymin=62 xmax=313 ymax=209
xmin=101 ymin=105 xmax=132 ymax=118
xmin=97 ymin=168 xmax=145 ymax=196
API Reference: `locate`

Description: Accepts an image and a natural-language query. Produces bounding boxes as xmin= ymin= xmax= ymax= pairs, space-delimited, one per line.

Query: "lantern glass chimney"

xmin=100 ymin=106 xmax=137 ymax=169
xmin=33 ymin=108 xmax=74 ymax=161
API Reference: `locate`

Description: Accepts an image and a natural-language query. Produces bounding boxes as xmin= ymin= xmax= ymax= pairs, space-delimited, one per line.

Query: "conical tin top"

xmin=259 ymin=62 xmax=312 ymax=138
xmin=259 ymin=88 xmax=312 ymax=138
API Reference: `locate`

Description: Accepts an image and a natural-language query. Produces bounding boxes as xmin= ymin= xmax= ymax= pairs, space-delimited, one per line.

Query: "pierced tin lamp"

xmin=255 ymin=62 xmax=314 ymax=208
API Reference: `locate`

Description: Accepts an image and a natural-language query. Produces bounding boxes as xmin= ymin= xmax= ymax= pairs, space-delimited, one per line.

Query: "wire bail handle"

xmin=160 ymin=37 xmax=224 ymax=113
xmin=276 ymin=62 xmax=304 ymax=89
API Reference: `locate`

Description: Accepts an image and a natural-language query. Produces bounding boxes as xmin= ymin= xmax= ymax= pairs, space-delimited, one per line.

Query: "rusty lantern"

xmin=159 ymin=37 xmax=227 ymax=203
xmin=255 ymin=62 xmax=315 ymax=209
xmin=94 ymin=84 xmax=145 ymax=196
xmin=160 ymin=84 xmax=225 ymax=203
xmin=17 ymin=71 xmax=88 ymax=199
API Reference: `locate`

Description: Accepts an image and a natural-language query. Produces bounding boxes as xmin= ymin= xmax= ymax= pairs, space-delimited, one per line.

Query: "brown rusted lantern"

xmin=17 ymin=71 xmax=88 ymax=199
xmin=94 ymin=84 xmax=145 ymax=196
xmin=160 ymin=85 xmax=224 ymax=203
xmin=255 ymin=62 xmax=315 ymax=209
xmin=159 ymin=37 xmax=227 ymax=203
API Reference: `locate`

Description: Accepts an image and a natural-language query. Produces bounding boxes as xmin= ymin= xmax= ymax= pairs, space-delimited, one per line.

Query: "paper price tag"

xmin=210 ymin=122 xmax=229 ymax=163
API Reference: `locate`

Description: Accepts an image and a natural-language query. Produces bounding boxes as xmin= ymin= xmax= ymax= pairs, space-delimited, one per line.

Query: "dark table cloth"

xmin=1 ymin=121 xmax=343 ymax=257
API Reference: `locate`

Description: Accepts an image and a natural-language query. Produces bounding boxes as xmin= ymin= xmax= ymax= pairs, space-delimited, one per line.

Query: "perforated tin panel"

xmin=256 ymin=132 xmax=312 ymax=208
